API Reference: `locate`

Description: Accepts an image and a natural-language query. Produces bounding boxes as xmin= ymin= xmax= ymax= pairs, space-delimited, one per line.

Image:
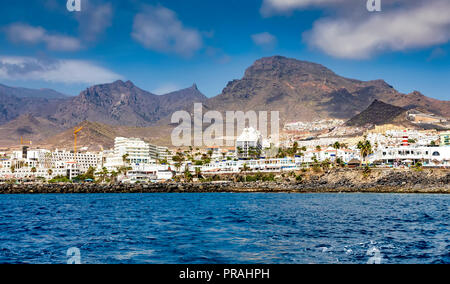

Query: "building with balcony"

xmin=236 ymin=127 xmax=263 ymax=159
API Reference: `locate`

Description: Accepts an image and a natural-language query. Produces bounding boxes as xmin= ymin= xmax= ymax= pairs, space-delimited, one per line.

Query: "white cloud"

xmin=4 ymin=23 xmax=82 ymax=52
xmin=132 ymin=5 xmax=203 ymax=57
xmin=0 ymin=56 xmax=122 ymax=84
xmin=76 ymin=1 xmax=113 ymax=42
xmin=261 ymin=0 xmax=344 ymax=16
xmin=305 ymin=0 xmax=450 ymax=59
xmin=251 ymin=32 xmax=277 ymax=49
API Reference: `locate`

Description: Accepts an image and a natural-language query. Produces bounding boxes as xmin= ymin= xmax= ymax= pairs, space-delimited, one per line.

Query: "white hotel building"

xmin=113 ymin=137 xmax=152 ymax=165
xmin=200 ymin=158 xmax=299 ymax=174
xmin=103 ymin=137 xmax=172 ymax=172
xmin=0 ymin=148 xmax=100 ymax=180
xmin=372 ymin=146 xmax=450 ymax=167
xmin=236 ymin=127 xmax=263 ymax=159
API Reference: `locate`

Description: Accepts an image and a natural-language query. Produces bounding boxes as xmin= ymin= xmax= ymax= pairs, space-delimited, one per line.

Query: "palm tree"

xmin=248 ymin=147 xmax=261 ymax=159
xmin=321 ymin=159 xmax=331 ymax=170
xmin=172 ymin=152 xmax=185 ymax=173
xmin=332 ymin=142 xmax=341 ymax=166
xmin=195 ymin=167 xmax=202 ymax=179
xmin=184 ymin=168 xmax=193 ymax=182
xmin=118 ymin=166 xmax=132 ymax=177
xmin=241 ymin=163 xmax=250 ymax=182
xmin=110 ymin=171 xmax=118 ymax=183
xmin=277 ymin=148 xmax=287 ymax=158
xmin=122 ymin=154 xmax=130 ymax=165
xmin=290 ymin=142 xmax=299 ymax=157
xmin=101 ymin=167 xmax=109 ymax=183
xmin=207 ymin=150 xmax=213 ymax=159
xmin=237 ymin=147 xmax=244 ymax=157
xmin=357 ymin=140 xmax=373 ymax=167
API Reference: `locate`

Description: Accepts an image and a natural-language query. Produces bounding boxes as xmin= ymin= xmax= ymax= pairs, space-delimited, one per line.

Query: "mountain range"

xmin=0 ymin=56 xmax=449 ymax=148
xmin=205 ymin=56 xmax=449 ymax=122
xmin=0 ymin=83 xmax=67 ymax=99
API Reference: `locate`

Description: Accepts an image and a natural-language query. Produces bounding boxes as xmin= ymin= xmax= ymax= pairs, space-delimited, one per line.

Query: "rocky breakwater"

xmin=0 ymin=168 xmax=448 ymax=194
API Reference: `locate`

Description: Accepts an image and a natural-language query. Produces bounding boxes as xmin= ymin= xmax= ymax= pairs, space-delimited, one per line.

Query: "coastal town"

xmin=0 ymin=123 xmax=448 ymax=185
xmin=1 ymin=0 xmax=450 ymax=266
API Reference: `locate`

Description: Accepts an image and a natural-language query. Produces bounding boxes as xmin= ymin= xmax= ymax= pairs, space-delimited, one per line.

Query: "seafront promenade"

xmin=1 ymin=168 xmax=448 ymax=194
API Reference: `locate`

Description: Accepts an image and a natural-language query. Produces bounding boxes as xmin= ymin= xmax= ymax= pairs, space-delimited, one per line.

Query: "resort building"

xmin=199 ymin=158 xmax=299 ymax=174
xmin=236 ymin=127 xmax=263 ymax=159
xmin=149 ymin=143 xmax=171 ymax=162
xmin=113 ymin=137 xmax=152 ymax=165
xmin=300 ymin=147 xmax=360 ymax=164
xmin=38 ymin=150 xmax=100 ymax=172
xmin=373 ymin=146 xmax=450 ymax=167
xmin=103 ymin=137 xmax=170 ymax=172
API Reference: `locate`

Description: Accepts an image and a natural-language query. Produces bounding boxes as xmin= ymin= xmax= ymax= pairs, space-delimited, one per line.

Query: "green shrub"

xmin=362 ymin=165 xmax=372 ymax=177
xmin=49 ymin=175 xmax=71 ymax=183
xmin=413 ymin=162 xmax=423 ymax=172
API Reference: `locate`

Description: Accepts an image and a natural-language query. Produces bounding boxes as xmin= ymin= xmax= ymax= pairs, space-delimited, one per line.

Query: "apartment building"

xmin=114 ymin=137 xmax=152 ymax=165
xmin=236 ymin=127 xmax=263 ymax=159
xmin=149 ymin=143 xmax=171 ymax=162
xmin=373 ymin=146 xmax=450 ymax=167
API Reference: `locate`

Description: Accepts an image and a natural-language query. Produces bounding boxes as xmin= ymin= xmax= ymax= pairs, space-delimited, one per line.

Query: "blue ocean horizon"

xmin=0 ymin=193 xmax=448 ymax=264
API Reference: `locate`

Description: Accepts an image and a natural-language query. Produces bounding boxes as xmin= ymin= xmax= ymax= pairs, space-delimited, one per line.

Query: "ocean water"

xmin=0 ymin=193 xmax=448 ymax=264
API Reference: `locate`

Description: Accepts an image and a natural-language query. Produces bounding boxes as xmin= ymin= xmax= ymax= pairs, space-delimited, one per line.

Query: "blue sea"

xmin=0 ymin=193 xmax=448 ymax=264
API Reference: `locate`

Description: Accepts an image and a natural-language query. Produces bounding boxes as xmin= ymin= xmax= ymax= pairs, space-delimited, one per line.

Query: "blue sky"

xmin=0 ymin=0 xmax=449 ymax=101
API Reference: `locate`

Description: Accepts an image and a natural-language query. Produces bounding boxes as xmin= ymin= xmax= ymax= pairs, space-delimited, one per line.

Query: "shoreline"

xmin=0 ymin=185 xmax=448 ymax=195
xmin=1 ymin=168 xmax=448 ymax=194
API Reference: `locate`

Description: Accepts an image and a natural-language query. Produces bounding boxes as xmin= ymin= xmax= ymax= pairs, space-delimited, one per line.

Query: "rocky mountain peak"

xmin=346 ymin=100 xmax=407 ymax=127
xmin=244 ymin=56 xmax=336 ymax=79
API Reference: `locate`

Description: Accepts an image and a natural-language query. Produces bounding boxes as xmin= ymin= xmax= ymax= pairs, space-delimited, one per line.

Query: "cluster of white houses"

xmin=0 ymin=129 xmax=449 ymax=183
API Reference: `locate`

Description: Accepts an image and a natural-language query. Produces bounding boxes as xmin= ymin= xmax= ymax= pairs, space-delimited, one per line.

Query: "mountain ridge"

xmin=0 ymin=83 xmax=67 ymax=99
xmin=0 ymin=55 xmax=449 ymax=147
